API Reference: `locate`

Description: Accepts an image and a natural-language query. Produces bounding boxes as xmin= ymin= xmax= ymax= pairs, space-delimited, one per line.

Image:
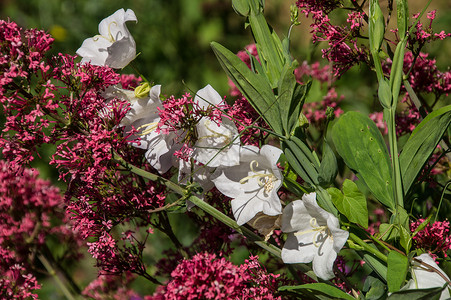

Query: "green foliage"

xmin=386 ymin=285 xmax=447 ymax=300
xmin=279 ymin=283 xmax=355 ymax=300
xmin=332 ymin=111 xmax=395 ymax=210
xmin=387 ymin=251 xmax=408 ymax=293
xmin=400 ymin=105 xmax=451 ymax=196
xmin=328 ymin=179 xmax=368 ymax=228
xmin=318 ymin=140 xmax=338 ymax=186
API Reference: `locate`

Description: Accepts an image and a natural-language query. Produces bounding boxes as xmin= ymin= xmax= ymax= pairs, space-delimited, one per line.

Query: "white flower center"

xmin=294 ymin=217 xmax=332 ymax=248
xmin=136 ymin=122 xmax=158 ymax=136
xmin=197 ymin=119 xmax=232 ymax=147
xmin=93 ymin=21 xmax=118 ymax=43
xmin=239 ymin=160 xmax=277 ymax=196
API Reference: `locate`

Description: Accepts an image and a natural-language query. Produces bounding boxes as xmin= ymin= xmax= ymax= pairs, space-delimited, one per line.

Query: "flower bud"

xmin=134 ymin=82 xmax=151 ymax=98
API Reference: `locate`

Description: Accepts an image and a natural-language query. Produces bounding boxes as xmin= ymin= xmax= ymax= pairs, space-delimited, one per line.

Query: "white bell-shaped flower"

xmin=77 ymin=8 xmax=137 ymax=69
xmin=212 ymin=145 xmax=283 ymax=226
xmin=281 ymin=192 xmax=349 ymax=280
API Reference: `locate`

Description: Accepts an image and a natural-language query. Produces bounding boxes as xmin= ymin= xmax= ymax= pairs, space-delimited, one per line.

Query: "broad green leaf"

xmin=328 ymin=179 xmax=368 ymax=228
xmin=332 ymin=111 xmax=395 ymax=209
xmin=400 ymin=105 xmax=451 ymax=195
xmin=386 ymin=286 xmax=445 ymax=300
xmin=318 ymin=141 xmax=338 ymax=186
xmin=387 ymin=251 xmax=409 ymax=293
xmin=279 ymin=283 xmax=355 ymax=300
xmin=363 ymin=276 xmax=387 ymax=300
xmin=211 ymin=42 xmax=283 ymax=134
xmin=399 ymin=225 xmax=412 ymax=252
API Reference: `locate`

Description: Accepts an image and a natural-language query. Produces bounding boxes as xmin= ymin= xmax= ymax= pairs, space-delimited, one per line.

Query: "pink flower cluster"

xmin=295 ymin=61 xmax=344 ymax=126
xmin=150 ymin=253 xmax=282 ymax=300
xmin=82 ymin=272 xmax=141 ymax=300
xmin=0 ymin=160 xmax=80 ymax=299
xmin=410 ymin=219 xmax=451 ymax=259
xmin=409 ymin=10 xmax=451 ymax=44
xmin=296 ymin=0 xmax=368 ymax=76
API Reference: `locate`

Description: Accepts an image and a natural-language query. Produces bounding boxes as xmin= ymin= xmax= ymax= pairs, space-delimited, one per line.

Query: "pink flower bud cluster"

xmin=410 ymin=218 xmax=451 ymax=259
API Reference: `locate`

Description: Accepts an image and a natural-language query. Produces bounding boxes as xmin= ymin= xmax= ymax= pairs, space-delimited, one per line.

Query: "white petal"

xmin=281 ymin=233 xmax=316 ymax=264
xmin=404 ymin=253 xmax=451 ymax=300
xmin=281 ymin=200 xmax=313 ymax=233
xmin=312 ymin=236 xmax=336 ymax=280
xmin=211 ymin=165 xmax=248 ymax=198
xmin=231 ymin=193 xmax=266 ymax=226
xmin=193 ymin=117 xmax=240 ymax=167
xmin=105 ymin=37 xmax=136 ymax=68
xmin=194 ymin=84 xmax=223 ymax=109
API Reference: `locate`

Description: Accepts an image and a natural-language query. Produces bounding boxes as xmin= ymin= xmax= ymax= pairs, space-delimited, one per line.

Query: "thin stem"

xmin=38 ymin=254 xmax=77 ymax=300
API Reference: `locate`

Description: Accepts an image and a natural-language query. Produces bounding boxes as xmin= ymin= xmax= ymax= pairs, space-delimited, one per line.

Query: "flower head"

xmin=281 ymin=192 xmax=349 ymax=280
xmin=76 ymin=8 xmax=137 ymax=69
xmin=192 ymin=85 xmax=240 ymax=167
xmin=212 ymin=145 xmax=283 ymax=225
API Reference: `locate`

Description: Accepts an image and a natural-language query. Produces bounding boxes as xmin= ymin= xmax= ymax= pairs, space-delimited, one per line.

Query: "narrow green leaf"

xmin=387 ymin=286 xmax=445 ymax=300
xmin=232 ymin=0 xmax=250 ymax=16
xmin=328 ymin=179 xmax=368 ymax=228
xmin=399 ymin=225 xmax=412 ymax=252
xmin=396 ymin=0 xmax=409 ymax=40
xmin=369 ymin=0 xmax=385 ymax=52
xmin=379 ymin=223 xmax=399 ymax=241
xmin=378 ymin=78 xmax=392 ymax=109
xmin=318 ymin=141 xmax=338 ymax=186
xmin=248 ymin=12 xmax=284 ymax=87
xmin=387 ymin=251 xmax=409 ymax=293
xmin=363 ymin=252 xmax=388 ymax=282
xmin=211 ymin=42 xmax=283 ymax=134
xmin=389 ymin=39 xmax=407 ymax=109
xmin=332 ymin=111 xmax=394 ymax=209
xmin=277 ymin=63 xmax=297 ymax=136
xmin=282 ymin=140 xmax=318 ymax=186
xmin=287 ymin=82 xmax=310 ymax=135
xmin=279 ymin=283 xmax=355 ymax=300
xmin=399 ymin=105 xmax=451 ymax=195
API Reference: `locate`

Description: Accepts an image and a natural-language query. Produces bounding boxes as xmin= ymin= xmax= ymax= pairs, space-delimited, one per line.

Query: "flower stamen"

xmin=197 ymin=119 xmax=232 ymax=147
xmin=239 ymin=160 xmax=277 ymax=195
xmin=93 ymin=21 xmax=118 ymax=43
xmin=136 ymin=122 xmax=158 ymax=136
xmin=294 ymin=217 xmax=332 ymax=247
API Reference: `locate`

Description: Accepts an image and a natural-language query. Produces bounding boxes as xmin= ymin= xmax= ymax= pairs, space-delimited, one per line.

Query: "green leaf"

xmin=400 ymin=105 xmax=451 ymax=195
xmin=287 ymin=82 xmax=311 ymax=135
xmin=318 ymin=141 xmax=338 ymax=186
xmin=279 ymin=283 xmax=355 ymax=300
xmin=379 ymin=223 xmax=399 ymax=241
xmin=387 ymin=251 xmax=409 ymax=293
xmin=396 ymin=0 xmax=409 ymax=40
xmin=386 ymin=286 xmax=445 ymax=300
xmin=328 ymin=179 xmax=368 ymax=228
xmin=248 ymin=11 xmax=284 ymax=87
xmin=389 ymin=39 xmax=407 ymax=108
xmin=364 ymin=276 xmax=387 ymax=300
xmin=277 ymin=63 xmax=297 ymax=136
xmin=399 ymin=225 xmax=412 ymax=253
xmin=363 ymin=252 xmax=388 ymax=282
xmin=332 ymin=111 xmax=395 ymax=209
xmin=211 ymin=42 xmax=283 ymax=134
xmin=232 ymin=0 xmax=250 ymax=16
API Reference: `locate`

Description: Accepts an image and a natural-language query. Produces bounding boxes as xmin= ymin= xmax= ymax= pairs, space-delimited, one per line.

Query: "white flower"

xmin=76 ymin=8 xmax=137 ymax=69
xmin=191 ymin=85 xmax=240 ymax=167
xmin=403 ymin=253 xmax=450 ymax=299
xmin=118 ymin=85 xmax=180 ymax=174
xmin=212 ymin=145 xmax=283 ymax=226
xmin=281 ymin=192 xmax=349 ymax=280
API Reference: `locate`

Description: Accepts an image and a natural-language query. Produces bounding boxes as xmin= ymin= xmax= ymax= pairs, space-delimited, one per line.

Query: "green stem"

xmin=386 ymin=108 xmax=404 ymax=208
xmin=38 ymin=254 xmax=77 ymax=300
xmin=113 ymin=151 xmax=185 ymax=195
xmin=349 ymin=233 xmax=387 ymax=263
